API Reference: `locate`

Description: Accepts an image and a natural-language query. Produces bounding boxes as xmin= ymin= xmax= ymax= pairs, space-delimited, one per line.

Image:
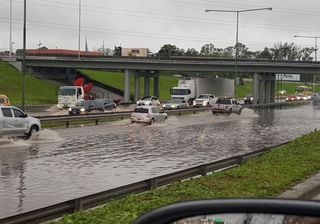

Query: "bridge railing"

xmin=0 ymin=143 xmax=288 ymax=224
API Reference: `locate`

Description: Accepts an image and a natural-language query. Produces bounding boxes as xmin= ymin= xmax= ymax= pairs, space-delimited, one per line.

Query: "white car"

xmin=0 ymin=106 xmax=41 ymax=138
xmin=193 ymin=94 xmax=217 ymax=107
xmin=131 ymin=106 xmax=167 ymax=125
xmin=136 ymin=96 xmax=161 ymax=106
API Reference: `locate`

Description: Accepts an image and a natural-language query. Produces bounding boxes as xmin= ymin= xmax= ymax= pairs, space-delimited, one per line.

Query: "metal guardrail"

xmin=0 ymin=142 xmax=288 ymax=224
xmin=38 ymin=107 xmax=210 ymax=128
xmin=37 ymin=101 xmax=310 ymax=128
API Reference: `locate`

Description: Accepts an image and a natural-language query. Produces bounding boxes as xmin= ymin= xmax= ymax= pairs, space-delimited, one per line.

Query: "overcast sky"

xmin=0 ymin=0 xmax=320 ymax=54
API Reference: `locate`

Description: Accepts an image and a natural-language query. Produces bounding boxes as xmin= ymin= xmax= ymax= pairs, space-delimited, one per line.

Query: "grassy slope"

xmin=0 ymin=61 xmax=58 ymax=105
xmin=82 ymin=70 xmax=178 ymax=100
xmin=236 ymin=81 xmax=315 ymax=99
xmin=56 ymin=131 xmax=320 ymax=224
xmin=82 ymin=70 xmax=313 ymax=100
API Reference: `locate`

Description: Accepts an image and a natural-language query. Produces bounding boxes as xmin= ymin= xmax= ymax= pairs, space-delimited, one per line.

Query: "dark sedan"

xmin=68 ymin=99 xmax=116 ymax=115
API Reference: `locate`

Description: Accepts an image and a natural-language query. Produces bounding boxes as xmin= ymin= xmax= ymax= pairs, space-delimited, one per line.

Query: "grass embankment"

xmin=82 ymin=70 xmax=178 ymax=100
xmin=55 ymin=131 xmax=320 ymax=224
xmin=0 ymin=61 xmax=58 ymax=105
xmin=82 ymin=70 xmax=312 ymax=100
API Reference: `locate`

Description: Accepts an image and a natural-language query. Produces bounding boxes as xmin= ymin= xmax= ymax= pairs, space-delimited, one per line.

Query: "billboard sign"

xmin=276 ymin=74 xmax=300 ymax=81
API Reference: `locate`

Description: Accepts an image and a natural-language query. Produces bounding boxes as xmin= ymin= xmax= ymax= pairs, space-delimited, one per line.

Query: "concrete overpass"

xmin=17 ymin=57 xmax=320 ymax=103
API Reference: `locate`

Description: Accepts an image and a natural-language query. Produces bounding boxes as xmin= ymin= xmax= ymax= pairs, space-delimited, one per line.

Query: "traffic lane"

xmin=1 ymin=106 xmax=320 ymax=217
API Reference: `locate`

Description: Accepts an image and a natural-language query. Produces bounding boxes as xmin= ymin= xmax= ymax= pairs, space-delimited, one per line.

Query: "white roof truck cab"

xmin=170 ymin=79 xmax=196 ymax=105
xmin=57 ymin=86 xmax=84 ymax=109
xmin=0 ymin=106 xmax=41 ymax=138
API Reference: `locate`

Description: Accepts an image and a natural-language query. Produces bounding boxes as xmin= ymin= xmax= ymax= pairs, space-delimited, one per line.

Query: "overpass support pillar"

xmin=144 ymin=75 xmax=150 ymax=96
xmin=124 ymin=69 xmax=131 ymax=102
xmin=253 ymin=73 xmax=259 ymax=105
xmin=270 ymin=78 xmax=275 ymax=103
xmin=253 ymin=73 xmax=276 ymax=105
xmin=266 ymin=80 xmax=271 ymax=104
xmin=153 ymin=73 xmax=160 ymax=98
xmin=134 ymin=75 xmax=140 ymax=102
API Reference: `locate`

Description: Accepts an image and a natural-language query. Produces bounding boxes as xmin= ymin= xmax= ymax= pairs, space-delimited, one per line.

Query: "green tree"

xmin=185 ymin=48 xmax=199 ymax=56
xmin=158 ymin=44 xmax=184 ymax=57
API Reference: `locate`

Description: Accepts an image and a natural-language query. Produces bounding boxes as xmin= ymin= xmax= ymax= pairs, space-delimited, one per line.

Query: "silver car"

xmin=162 ymin=98 xmax=188 ymax=110
xmin=136 ymin=96 xmax=161 ymax=106
xmin=0 ymin=106 xmax=41 ymax=138
xmin=131 ymin=106 xmax=167 ymax=125
xmin=193 ymin=94 xmax=217 ymax=107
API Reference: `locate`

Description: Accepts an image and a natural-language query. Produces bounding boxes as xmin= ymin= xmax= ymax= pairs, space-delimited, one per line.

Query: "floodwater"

xmin=1 ymin=105 xmax=320 ymax=218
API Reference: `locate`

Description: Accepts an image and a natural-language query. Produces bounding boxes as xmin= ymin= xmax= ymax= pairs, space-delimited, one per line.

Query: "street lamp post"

xmin=294 ymin=35 xmax=320 ymax=94
xmin=78 ymin=0 xmax=81 ymax=59
xmin=9 ymin=0 xmax=12 ymax=57
xmin=22 ymin=0 xmax=26 ymax=110
xmin=205 ymin=8 xmax=272 ymax=98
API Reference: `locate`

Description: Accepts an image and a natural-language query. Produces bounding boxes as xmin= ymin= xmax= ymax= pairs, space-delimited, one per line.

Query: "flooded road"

xmin=1 ymin=105 xmax=320 ymax=218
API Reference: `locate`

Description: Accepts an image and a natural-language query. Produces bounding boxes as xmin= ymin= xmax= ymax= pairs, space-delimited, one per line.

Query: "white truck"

xmin=170 ymin=77 xmax=234 ymax=105
xmin=57 ymin=86 xmax=85 ymax=109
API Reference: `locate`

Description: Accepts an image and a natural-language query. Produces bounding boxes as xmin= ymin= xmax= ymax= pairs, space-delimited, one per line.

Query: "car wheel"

xmin=131 ymin=120 xmax=135 ymax=124
xmin=212 ymin=111 xmax=216 ymax=115
xmin=228 ymin=109 xmax=232 ymax=115
xmin=149 ymin=119 xmax=154 ymax=125
xmin=27 ymin=125 xmax=39 ymax=138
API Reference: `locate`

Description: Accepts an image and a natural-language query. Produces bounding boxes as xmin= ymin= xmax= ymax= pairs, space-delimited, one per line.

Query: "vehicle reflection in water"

xmin=1 ymin=105 xmax=320 ymax=217
xmin=176 ymin=213 xmax=320 ymax=224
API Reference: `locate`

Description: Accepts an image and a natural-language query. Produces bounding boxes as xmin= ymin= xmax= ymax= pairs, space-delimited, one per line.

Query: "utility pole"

xmin=9 ymin=0 xmax=12 ymax=57
xmin=22 ymin=0 xmax=26 ymax=110
xmin=205 ymin=7 xmax=272 ymax=98
xmin=78 ymin=0 xmax=81 ymax=59
xmin=294 ymin=35 xmax=320 ymax=94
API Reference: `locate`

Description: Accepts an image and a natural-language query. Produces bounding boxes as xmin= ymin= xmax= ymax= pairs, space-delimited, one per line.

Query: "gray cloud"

xmin=0 ymin=0 xmax=320 ymax=53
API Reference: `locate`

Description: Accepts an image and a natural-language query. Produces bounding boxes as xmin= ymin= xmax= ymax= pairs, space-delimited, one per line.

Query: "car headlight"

xmin=244 ymin=98 xmax=246 ymax=100
xmin=250 ymin=97 xmax=253 ymax=100
xmin=68 ymin=108 xmax=72 ymax=111
xmin=203 ymin=101 xmax=208 ymax=106
xmin=171 ymin=105 xmax=177 ymax=108
xmin=286 ymin=98 xmax=288 ymax=100
xmin=80 ymin=108 xmax=85 ymax=112
xmin=193 ymin=101 xmax=196 ymax=105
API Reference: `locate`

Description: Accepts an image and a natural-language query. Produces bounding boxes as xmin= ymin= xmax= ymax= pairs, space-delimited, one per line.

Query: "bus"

xmin=295 ymin=85 xmax=313 ymax=99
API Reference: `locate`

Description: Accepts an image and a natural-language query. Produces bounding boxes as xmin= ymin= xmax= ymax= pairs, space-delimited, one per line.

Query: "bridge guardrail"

xmin=0 ymin=142 xmax=288 ymax=224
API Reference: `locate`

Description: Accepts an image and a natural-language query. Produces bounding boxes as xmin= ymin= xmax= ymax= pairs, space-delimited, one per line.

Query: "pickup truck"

xmin=211 ymin=97 xmax=242 ymax=114
xmin=0 ymin=106 xmax=41 ymax=138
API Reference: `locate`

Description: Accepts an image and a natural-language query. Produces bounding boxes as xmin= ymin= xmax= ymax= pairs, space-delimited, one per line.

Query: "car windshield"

xmin=133 ymin=108 xmax=149 ymax=113
xmin=75 ymin=101 xmax=86 ymax=106
xmin=170 ymin=89 xmax=190 ymax=95
xmin=197 ymin=95 xmax=209 ymax=99
xmin=167 ymin=99 xmax=181 ymax=103
xmin=59 ymin=88 xmax=76 ymax=96
xmin=140 ymin=96 xmax=152 ymax=100
xmin=216 ymin=98 xmax=231 ymax=104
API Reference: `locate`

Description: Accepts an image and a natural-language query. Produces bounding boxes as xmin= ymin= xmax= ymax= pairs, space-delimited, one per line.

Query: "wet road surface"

xmin=1 ymin=105 xmax=320 ymax=218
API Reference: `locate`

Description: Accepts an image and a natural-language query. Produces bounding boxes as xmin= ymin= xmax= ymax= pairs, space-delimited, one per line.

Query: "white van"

xmin=0 ymin=106 xmax=41 ymax=138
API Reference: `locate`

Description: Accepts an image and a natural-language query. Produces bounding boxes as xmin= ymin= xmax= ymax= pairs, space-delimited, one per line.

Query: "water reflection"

xmin=1 ymin=105 xmax=320 ymax=217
